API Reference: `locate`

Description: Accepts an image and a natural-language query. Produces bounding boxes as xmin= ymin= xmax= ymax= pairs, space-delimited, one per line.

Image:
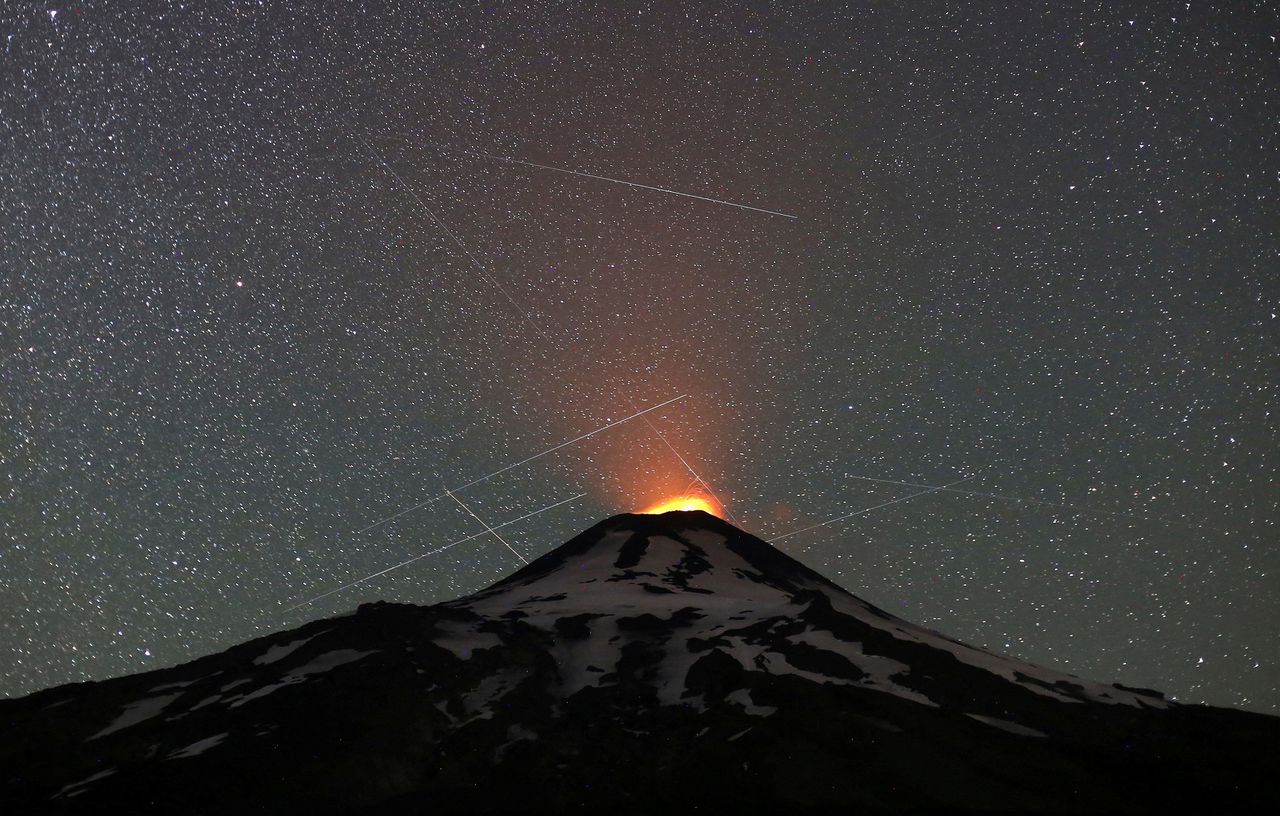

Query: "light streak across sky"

xmin=283 ymin=493 xmax=586 ymax=614
xmin=447 ymin=488 xmax=528 ymax=565
xmin=470 ymin=150 xmax=799 ymax=219
xmin=840 ymin=474 xmax=1224 ymax=533
xmin=361 ymin=132 xmax=736 ymax=523
xmin=362 ymin=132 xmax=798 ymax=220
xmin=770 ymin=477 xmax=975 ymax=544
xmin=349 ymin=393 xmax=686 ymax=538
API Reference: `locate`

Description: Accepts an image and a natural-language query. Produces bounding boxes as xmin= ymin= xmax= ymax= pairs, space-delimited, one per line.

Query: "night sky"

xmin=3 ymin=1 xmax=1277 ymax=713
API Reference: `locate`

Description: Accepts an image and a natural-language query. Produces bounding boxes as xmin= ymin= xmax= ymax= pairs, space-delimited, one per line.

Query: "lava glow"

xmin=638 ymin=494 xmax=724 ymax=517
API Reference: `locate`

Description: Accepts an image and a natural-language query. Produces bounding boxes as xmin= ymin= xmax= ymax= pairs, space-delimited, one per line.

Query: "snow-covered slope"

xmin=2 ymin=510 xmax=1275 ymax=815
xmin=450 ymin=511 xmax=1164 ymax=713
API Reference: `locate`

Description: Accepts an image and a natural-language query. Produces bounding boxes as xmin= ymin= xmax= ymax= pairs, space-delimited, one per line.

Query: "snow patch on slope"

xmin=966 ymin=713 xmax=1047 ymax=738
xmin=456 ymin=516 xmax=1163 ymax=716
xmin=460 ymin=670 xmax=527 ymax=722
xmin=725 ymin=688 xmax=777 ymax=717
xmin=433 ymin=622 xmax=502 ymax=660
xmin=227 ymin=649 xmax=378 ymax=708
xmin=168 ymin=732 xmax=229 ymax=759
xmin=821 ymin=590 xmax=1166 ymax=709
xmin=493 ymin=724 xmax=538 ymax=763
xmin=791 ymin=627 xmax=939 ymax=708
xmin=552 ymin=616 xmax=621 ymax=695
xmin=51 ymin=768 xmax=116 ymax=799
xmin=88 ymin=693 xmax=184 ymax=740
xmin=253 ymin=630 xmax=330 ymax=666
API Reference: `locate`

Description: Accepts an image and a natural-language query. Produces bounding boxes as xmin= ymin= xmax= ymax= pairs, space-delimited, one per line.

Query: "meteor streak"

xmin=471 ymin=150 xmax=798 ymax=220
xmin=282 ymin=492 xmax=586 ymax=614
xmin=447 ymin=489 xmax=528 ymax=565
xmin=636 ymin=409 xmax=739 ymax=526
xmin=357 ymin=134 xmax=733 ymax=536
xmin=841 ymin=474 xmax=1224 ymax=532
xmin=349 ymin=394 xmax=686 ymax=537
xmin=355 ymin=134 xmax=555 ymax=345
xmin=361 ymin=133 xmax=726 ymax=518
xmin=770 ymin=477 xmax=974 ymax=543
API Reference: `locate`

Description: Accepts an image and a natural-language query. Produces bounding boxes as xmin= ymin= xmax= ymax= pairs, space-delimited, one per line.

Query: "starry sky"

xmin=3 ymin=1 xmax=1277 ymax=712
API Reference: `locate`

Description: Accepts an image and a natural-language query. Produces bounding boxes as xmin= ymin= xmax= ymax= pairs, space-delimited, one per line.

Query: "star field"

xmin=2 ymin=1 xmax=1277 ymax=713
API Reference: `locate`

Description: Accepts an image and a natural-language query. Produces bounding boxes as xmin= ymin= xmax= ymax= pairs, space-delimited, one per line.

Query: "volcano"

xmin=3 ymin=511 xmax=1276 ymax=813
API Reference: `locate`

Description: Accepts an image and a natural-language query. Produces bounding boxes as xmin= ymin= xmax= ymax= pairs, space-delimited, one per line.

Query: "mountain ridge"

xmin=3 ymin=510 xmax=1276 ymax=814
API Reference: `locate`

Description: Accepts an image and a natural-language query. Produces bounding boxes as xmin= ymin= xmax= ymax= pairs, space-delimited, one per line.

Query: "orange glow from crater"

xmin=638 ymin=493 xmax=724 ymax=518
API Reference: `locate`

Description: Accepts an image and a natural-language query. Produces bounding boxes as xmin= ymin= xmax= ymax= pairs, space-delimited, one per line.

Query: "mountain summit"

xmin=4 ymin=511 xmax=1277 ymax=813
